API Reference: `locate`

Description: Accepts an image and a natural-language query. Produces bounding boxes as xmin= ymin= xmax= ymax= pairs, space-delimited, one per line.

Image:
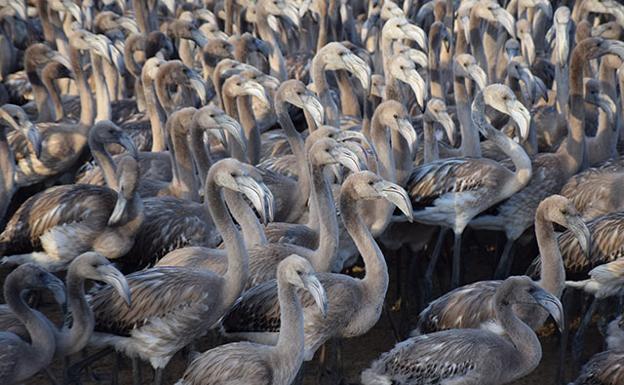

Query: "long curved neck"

xmin=429 ymin=25 xmax=444 ymax=99
xmin=42 ymin=72 xmax=63 ymax=122
xmin=90 ymin=52 xmax=112 ymax=122
xmin=26 ymin=61 xmax=54 ymax=123
xmin=340 ymin=187 xmax=388 ymax=304
xmin=589 ymin=60 xmax=618 ymax=165
xmin=472 ymin=95 xmax=531 ymax=196
xmin=58 ymin=269 xmax=94 ymax=356
xmin=423 ymin=118 xmax=439 ymax=163
xmin=557 ymin=48 xmax=587 ymax=176
xmin=494 ymin=291 xmax=541 ymax=380
xmin=70 ymin=46 xmax=94 ymax=128
xmin=312 ymin=56 xmax=340 ymax=126
xmin=255 ymin=10 xmax=287 ymax=81
xmin=205 ymin=178 xmax=248 ymax=307
xmin=276 ymin=101 xmax=310 ymax=223
xmin=0 ymin=128 xmax=14 ymax=223
xmin=453 ymin=75 xmax=481 ymax=157
xmin=236 ymin=95 xmax=261 ymax=165
xmin=469 ymin=10 xmax=487 ymax=74
xmin=169 ymin=118 xmax=199 ymax=201
xmin=89 ymin=137 xmax=118 ymax=190
xmin=535 ymin=211 xmax=564 ymax=298
xmin=336 ymin=70 xmax=361 ymax=117
xmin=224 ymin=189 xmax=266 ymax=248
xmin=4 ymin=276 xmax=56 ymax=371
xmin=364 ymin=115 xmax=396 ymax=236
xmin=189 ymin=127 xmax=212 ymax=187
xmin=274 ymin=274 xmax=304 ymax=384
xmin=309 ymin=162 xmax=338 ymax=272
xmin=143 ymin=72 xmax=167 ymax=151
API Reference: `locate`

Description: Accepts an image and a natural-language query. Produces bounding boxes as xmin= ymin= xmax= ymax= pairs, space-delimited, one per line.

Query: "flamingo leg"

xmin=494 ymin=238 xmax=515 ymax=279
xmin=132 ymin=357 xmax=142 ymax=385
xmin=423 ymin=227 xmax=448 ymax=302
xmin=67 ymin=347 xmax=114 ymax=385
xmin=572 ymin=297 xmax=599 ymax=364
xmin=451 ymin=231 xmax=462 ymax=289
xmin=153 ymin=367 xmax=163 ymax=385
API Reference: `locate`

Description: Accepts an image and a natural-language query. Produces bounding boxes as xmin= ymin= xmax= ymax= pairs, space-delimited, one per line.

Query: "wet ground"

xmin=15 ymin=227 xmax=606 ymax=384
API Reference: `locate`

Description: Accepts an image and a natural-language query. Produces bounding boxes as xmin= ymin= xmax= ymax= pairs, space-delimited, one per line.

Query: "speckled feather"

xmin=570 ymin=349 xmax=624 ymax=385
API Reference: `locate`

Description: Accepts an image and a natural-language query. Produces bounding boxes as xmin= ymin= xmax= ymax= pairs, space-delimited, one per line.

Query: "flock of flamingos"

xmin=1 ymin=0 xmax=624 ymax=384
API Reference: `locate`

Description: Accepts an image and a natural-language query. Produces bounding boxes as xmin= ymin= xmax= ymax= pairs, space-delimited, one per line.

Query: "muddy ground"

xmin=16 ymin=227 xmax=607 ymax=385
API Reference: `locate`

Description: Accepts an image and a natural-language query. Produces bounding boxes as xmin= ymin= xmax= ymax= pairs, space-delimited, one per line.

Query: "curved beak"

xmin=242 ymin=81 xmax=270 ymax=106
xmin=301 ymin=94 xmax=325 ymax=127
xmin=89 ymin=34 xmax=113 ymax=62
xmin=97 ymin=264 xmax=132 ymax=307
xmin=51 ymin=52 xmax=72 ymax=71
xmin=531 ymin=287 xmax=564 ymax=333
xmin=568 ymin=215 xmax=591 ymax=258
xmin=283 ymin=3 xmax=300 ymax=28
xmin=44 ymin=273 xmax=67 ymax=306
xmin=402 ymin=23 xmax=427 ymax=51
xmin=118 ymin=16 xmax=139 ymax=34
xmin=62 ymin=0 xmax=82 ymax=24
xmin=109 ymin=43 xmax=126 ymax=74
xmin=494 ymin=8 xmax=516 ymax=38
xmin=26 ymin=122 xmax=42 ymax=158
xmin=118 ymin=133 xmax=138 ymax=158
xmin=189 ymin=71 xmax=208 ymax=105
xmin=236 ymin=176 xmax=274 ymax=225
xmin=374 ymin=180 xmax=413 ymax=221
xmin=303 ymin=274 xmax=328 ymax=317
xmin=518 ymin=66 xmax=536 ymax=103
xmin=253 ymin=38 xmax=272 ymax=58
xmin=437 ymin=111 xmax=456 ymax=147
xmin=331 ymin=146 xmax=361 ymax=173
xmin=215 ymin=114 xmax=247 ymax=152
xmin=406 ymin=48 xmax=428 ymax=68
xmin=595 ymin=93 xmax=617 ymax=127
xmin=404 ymin=68 xmax=426 ymax=111
xmin=555 ymin=23 xmax=570 ymax=65
xmin=506 ymin=99 xmax=531 ymax=141
xmin=606 ymin=40 xmax=624 ymax=61
xmin=342 ymin=52 xmax=371 ymax=93
xmin=341 ymin=141 xmax=369 ymax=171
xmin=191 ymin=28 xmax=209 ymax=47
xmin=9 ymin=0 xmax=27 ymax=21
xmin=535 ymin=0 xmax=553 ymax=20
xmin=467 ymin=64 xmax=487 ymax=90
xmin=108 ymin=192 xmax=127 ymax=226
xmin=520 ymin=33 xmax=536 ymax=66
xmin=396 ymin=117 xmax=418 ymax=155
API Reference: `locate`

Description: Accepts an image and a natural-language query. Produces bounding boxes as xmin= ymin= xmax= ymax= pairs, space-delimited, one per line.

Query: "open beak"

xmin=191 ymin=28 xmax=209 ymax=47
xmin=97 ymin=264 xmax=132 ymax=306
xmin=242 ymin=81 xmax=270 ymax=106
xmin=396 ymin=117 xmax=418 ymax=155
xmin=189 ymin=71 xmax=208 ymax=105
xmin=236 ymin=176 xmax=274 ymax=225
xmin=467 ymin=64 xmax=487 ymax=90
xmin=282 ymin=3 xmax=301 ymax=28
xmin=568 ymin=215 xmax=591 ymax=258
xmin=301 ymin=94 xmax=325 ymax=127
xmin=531 ymin=287 xmax=564 ymax=333
xmin=26 ymin=122 xmax=42 ymax=158
xmin=506 ymin=99 xmax=531 ymax=141
xmin=331 ymin=146 xmax=361 ymax=173
xmin=437 ymin=111 xmax=456 ymax=147
xmin=108 ymin=192 xmax=127 ymax=226
xmin=374 ymin=180 xmax=413 ymax=221
xmin=494 ymin=8 xmax=516 ymax=38
xmin=343 ymin=52 xmax=371 ymax=93
xmin=404 ymin=68 xmax=426 ymax=111
xmin=118 ymin=133 xmax=138 ymax=158
xmin=303 ymin=274 xmax=328 ymax=317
